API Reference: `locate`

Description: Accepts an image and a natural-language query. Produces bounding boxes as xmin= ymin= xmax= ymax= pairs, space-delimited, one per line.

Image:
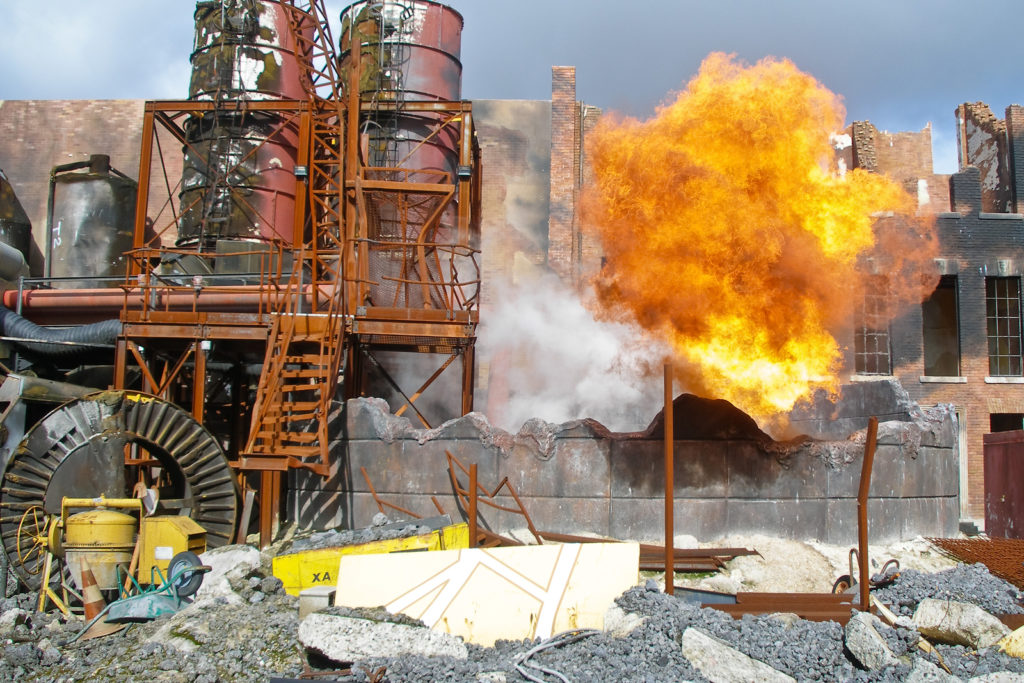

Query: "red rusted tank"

xmin=190 ymin=0 xmax=309 ymax=102
xmin=178 ymin=0 xmax=309 ymax=249
xmin=339 ymin=1 xmax=463 ymax=180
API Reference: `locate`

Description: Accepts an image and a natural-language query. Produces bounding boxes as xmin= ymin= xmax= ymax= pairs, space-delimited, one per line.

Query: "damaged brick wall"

xmin=847 ymin=120 xmax=949 ymax=213
xmin=289 ymin=397 xmax=960 ymax=544
xmin=891 ymin=166 xmax=1024 ymax=520
xmin=956 ymin=102 xmax=1013 ymax=213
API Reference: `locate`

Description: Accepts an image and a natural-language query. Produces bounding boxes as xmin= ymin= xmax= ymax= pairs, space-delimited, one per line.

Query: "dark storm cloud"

xmin=2 ymin=0 xmax=1020 ymax=172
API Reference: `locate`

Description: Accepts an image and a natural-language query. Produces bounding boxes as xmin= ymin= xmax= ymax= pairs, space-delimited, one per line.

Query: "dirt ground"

xmin=672 ymin=533 xmax=958 ymax=594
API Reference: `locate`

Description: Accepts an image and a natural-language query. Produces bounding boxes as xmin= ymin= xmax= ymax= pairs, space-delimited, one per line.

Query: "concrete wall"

xmin=289 ymin=397 xmax=959 ymax=545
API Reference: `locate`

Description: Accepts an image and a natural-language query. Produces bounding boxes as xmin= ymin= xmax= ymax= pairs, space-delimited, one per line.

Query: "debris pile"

xmin=2 ymin=542 xmax=1024 ymax=681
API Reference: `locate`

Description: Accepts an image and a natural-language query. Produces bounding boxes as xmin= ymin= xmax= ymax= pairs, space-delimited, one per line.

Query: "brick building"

xmin=842 ymin=103 xmax=1024 ymax=526
xmin=3 ymin=72 xmax=1015 ymax=530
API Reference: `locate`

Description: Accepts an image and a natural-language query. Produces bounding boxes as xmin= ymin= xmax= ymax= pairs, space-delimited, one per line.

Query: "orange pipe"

xmin=2 ymin=285 xmax=331 ymax=316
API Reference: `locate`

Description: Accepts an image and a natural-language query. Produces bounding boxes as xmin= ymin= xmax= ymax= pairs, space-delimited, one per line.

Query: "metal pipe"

xmin=664 ymin=363 xmax=674 ymax=595
xmin=858 ymin=416 xmax=879 ymax=611
xmin=468 ymin=463 xmax=478 ymax=549
xmin=2 ymin=285 xmax=330 ymax=315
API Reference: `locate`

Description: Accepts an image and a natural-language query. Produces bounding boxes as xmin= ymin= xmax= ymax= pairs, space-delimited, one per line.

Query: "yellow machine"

xmin=21 ymin=495 xmax=206 ymax=613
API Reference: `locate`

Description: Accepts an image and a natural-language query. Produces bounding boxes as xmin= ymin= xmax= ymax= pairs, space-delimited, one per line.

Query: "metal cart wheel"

xmin=168 ymin=550 xmax=204 ymax=598
xmin=15 ymin=506 xmax=50 ymax=576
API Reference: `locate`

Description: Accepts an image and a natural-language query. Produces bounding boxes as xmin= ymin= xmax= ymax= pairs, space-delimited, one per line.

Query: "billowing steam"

xmin=477 ymin=273 xmax=670 ymax=432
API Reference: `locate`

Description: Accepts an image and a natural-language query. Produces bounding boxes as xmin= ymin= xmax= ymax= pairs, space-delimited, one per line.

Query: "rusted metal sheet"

xmin=983 ymin=430 xmax=1024 ymax=538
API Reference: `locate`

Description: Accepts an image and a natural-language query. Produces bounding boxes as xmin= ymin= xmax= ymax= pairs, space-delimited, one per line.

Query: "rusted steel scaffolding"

xmin=1 ymin=1 xmax=479 ymax=548
xmin=48 ymin=0 xmax=480 ymax=545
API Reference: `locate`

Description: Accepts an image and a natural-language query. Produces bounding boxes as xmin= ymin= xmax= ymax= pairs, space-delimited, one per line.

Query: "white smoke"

xmin=477 ymin=273 xmax=670 ymax=433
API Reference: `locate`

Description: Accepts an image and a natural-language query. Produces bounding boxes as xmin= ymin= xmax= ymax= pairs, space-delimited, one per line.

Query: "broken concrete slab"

xmin=844 ymin=611 xmax=899 ymax=670
xmin=913 ymin=598 xmax=1011 ymax=649
xmin=680 ymin=627 xmax=796 ymax=683
xmin=298 ymin=612 xmax=468 ymax=662
xmin=335 ymin=542 xmax=639 ymax=646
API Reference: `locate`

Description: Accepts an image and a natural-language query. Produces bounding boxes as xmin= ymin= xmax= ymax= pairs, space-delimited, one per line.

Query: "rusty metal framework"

xmin=105 ymin=0 xmax=481 ymax=544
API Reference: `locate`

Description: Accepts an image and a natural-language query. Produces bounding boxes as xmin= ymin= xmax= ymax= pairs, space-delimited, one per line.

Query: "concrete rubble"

xmin=914 ymin=598 xmax=1012 ymax=650
xmin=845 ymin=611 xmax=900 ymax=670
xmin=0 ymin=536 xmax=1022 ymax=681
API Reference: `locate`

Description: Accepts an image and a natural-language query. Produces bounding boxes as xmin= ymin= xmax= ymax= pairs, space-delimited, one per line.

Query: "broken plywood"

xmin=334 ymin=542 xmax=639 ymax=646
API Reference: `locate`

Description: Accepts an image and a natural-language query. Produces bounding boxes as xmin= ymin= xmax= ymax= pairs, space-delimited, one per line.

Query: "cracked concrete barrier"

xmin=299 ymin=612 xmax=469 ymax=662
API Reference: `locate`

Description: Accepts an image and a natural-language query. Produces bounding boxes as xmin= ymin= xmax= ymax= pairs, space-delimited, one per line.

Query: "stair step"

xmin=259 ymin=410 xmax=320 ymax=423
xmin=279 ymin=382 xmax=327 ymax=393
xmin=248 ymin=444 xmax=321 ymax=457
xmin=256 ymin=431 xmax=318 ymax=443
xmin=280 ymin=368 xmax=329 ymax=378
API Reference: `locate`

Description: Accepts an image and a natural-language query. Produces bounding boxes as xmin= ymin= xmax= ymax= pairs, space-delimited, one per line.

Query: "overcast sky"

xmin=1 ymin=1 xmax=1021 ymax=173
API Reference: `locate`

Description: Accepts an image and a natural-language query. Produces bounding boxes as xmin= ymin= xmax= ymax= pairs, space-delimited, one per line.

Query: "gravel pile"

xmin=287 ymin=513 xmax=439 ymax=554
xmin=0 ymin=564 xmax=305 ymax=682
xmin=873 ymin=563 xmax=1024 ymax=617
xmin=2 ymin=555 xmax=1024 ymax=681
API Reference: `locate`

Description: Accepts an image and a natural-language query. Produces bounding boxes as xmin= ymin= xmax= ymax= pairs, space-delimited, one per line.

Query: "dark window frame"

xmin=986 ymin=276 xmax=1023 ymax=376
xmin=922 ymin=275 xmax=961 ymax=377
xmin=854 ymin=276 xmax=892 ymax=375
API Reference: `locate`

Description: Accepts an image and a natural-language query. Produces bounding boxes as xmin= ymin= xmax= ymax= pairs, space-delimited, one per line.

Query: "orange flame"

xmin=581 ymin=53 xmax=937 ymax=419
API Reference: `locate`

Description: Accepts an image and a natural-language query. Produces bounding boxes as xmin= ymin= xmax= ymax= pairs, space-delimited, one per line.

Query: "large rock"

xmin=913 ymin=598 xmax=1011 ymax=649
xmin=0 ymin=608 xmax=28 ymax=637
xmin=299 ymin=612 xmax=468 ymax=663
xmin=195 ymin=544 xmax=262 ymax=605
xmin=844 ymin=612 xmax=898 ymax=670
xmin=603 ymin=604 xmax=644 ymax=638
xmin=905 ymin=657 xmax=960 ymax=683
xmin=681 ymin=627 xmax=795 ymax=683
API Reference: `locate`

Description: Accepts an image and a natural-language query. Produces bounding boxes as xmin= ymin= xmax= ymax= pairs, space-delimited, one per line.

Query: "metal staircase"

xmin=238 ymin=0 xmax=350 ymax=475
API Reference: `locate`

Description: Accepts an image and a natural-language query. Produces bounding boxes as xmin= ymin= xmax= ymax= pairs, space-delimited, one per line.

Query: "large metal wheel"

xmin=0 ymin=391 xmax=239 ymax=590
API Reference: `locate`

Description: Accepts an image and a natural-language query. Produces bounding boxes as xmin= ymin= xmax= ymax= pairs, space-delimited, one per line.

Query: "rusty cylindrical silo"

xmin=339 ymin=0 xmax=465 ymax=310
xmin=178 ymin=0 xmax=308 ymax=251
xmin=339 ymin=0 xmax=463 ymax=180
xmin=46 ymin=155 xmax=137 ymax=288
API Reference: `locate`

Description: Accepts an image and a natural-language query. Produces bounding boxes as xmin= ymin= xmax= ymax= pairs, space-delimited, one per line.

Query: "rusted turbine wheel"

xmin=0 ymin=391 xmax=239 ymax=590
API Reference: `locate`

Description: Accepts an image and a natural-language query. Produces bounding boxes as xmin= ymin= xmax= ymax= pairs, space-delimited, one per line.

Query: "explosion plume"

xmin=582 ymin=53 xmax=937 ymax=419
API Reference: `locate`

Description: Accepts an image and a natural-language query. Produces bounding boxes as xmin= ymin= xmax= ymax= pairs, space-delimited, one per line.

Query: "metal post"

xmin=192 ymin=340 xmax=207 ymax=424
xmin=469 ymin=463 xmax=478 ymax=548
xmin=259 ymin=470 xmax=280 ymax=549
xmin=664 ymin=363 xmax=674 ymax=595
xmin=858 ymin=416 xmax=879 ymax=611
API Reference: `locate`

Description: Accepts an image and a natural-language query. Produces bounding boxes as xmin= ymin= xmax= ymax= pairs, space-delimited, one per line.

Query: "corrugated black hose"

xmin=0 ymin=305 xmax=121 ymax=358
